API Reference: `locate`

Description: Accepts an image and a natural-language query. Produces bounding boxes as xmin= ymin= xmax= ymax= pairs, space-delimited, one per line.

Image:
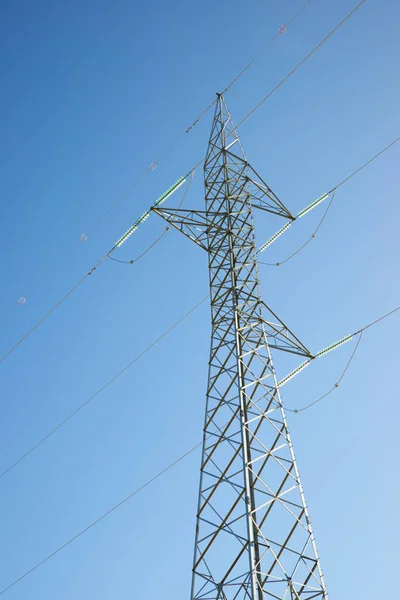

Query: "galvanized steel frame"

xmin=153 ymin=95 xmax=327 ymax=600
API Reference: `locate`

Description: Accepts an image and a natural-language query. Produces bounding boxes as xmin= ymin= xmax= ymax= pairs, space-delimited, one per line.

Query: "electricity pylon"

xmin=153 ymin=95 xmax=327 ymax=600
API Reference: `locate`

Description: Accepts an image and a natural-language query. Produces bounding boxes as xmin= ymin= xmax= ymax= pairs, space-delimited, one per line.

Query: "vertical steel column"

xmin=221 ymin=94 xmax=263 ymax=600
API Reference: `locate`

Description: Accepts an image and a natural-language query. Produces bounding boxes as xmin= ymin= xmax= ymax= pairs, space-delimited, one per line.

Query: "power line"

xmin=189 ymin=0 xmax=370 ymax=177
xmin=1 ymin=301 xmax=398 ymax=596
xmin=1 ymin=264 xmax=397 ymax=481
xmin=259 ymin=134 xmax=400 ymax=267
xmin=285 ymin=332 xmax=363 ymax=413
xmin=0 ymin=264 xmax=102 ymax=366
xmin=0 ymin=2 xmax=393 ymax=593
xmin=0 ymin=440 xmax=203 ymax=597
xmin=329 ymin=135 xmax=400 ymax=192
xmin=1 ymin=289 xmax=398 ymax=485
xmin=0 ymin=175 xmax=193 ymax=366
xmin=284 ymin=305 xmax=400 ymax=412
xmin=221 ymin=0 xmax=315 ymax=96
xmin=354 ymin=305 xmax=400 ymax=334
xmin=107 ymin=169 xmax=194 ymax=265
xmin=0 ymin=296 xmax=208 ymax=481
xmin=259 ymin=190 xmax=337 ymax=266
xmin=236 ymin=0 xmax=368 ymax=128
xmin=2 ymin=0 xmax=370 ymax=346
xmin=107 ymin=228 xmax=170 ymax=265
xmin=9 ymin=2 xmax=312 ymax=312
xmin=0 ymin=0 xmax=388 ymax=370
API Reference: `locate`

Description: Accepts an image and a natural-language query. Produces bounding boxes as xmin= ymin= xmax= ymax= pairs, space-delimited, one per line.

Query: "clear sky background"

xmin=0 ymin=0 xmax=399 ymax=598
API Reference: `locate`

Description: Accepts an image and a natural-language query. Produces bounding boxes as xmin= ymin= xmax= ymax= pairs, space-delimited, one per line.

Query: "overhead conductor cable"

xmin=0 ymin=175 xmax=188 ymax=366
xmin=0 ymin=303 xmax=399 ymax=595
xmin=0 ymin=1 xmax=392 ymax=367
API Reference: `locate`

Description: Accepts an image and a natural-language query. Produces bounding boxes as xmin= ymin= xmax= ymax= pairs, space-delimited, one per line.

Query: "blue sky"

xmin=0 ymin=0 xmax=399 ymax=598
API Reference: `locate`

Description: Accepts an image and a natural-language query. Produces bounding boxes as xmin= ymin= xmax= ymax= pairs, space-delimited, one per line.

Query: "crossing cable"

xmin=0 ymin=0 xmax=375 ymax=366
xmin=258 ymin=135 xmax=400 ymax=265
xmin=236 ymin=0 xmax=368 ymax=129
xmin=2 ymin=124 xmax=397 ymax=367
xmin=0 ymin=175 xmax=194 ymax=366
xmin=0 ymin=302 xmax=398 ymax=597
xmin=220 ymin=0 xmax=314 ymax=97
xmin=10 ymin=3 xmax=311 ymax=310
xmin=1 ymin=136 xmax=397 ymax=468
xmin=5 ymin=0 xmax=365 ymax=323
xmin=0 ymin=296 xmax=208 ymax=482
xmin=179 ymin=0 xmax=370 ymax=180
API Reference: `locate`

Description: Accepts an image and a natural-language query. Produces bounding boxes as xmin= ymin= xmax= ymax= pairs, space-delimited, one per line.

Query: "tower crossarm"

xmin=260 ymin=302 xmax=312 ymax=358
xmin=245 ymin=164 xmax=294 ymax=220
xmin=151 ymin=207 xmax=212 ymax=250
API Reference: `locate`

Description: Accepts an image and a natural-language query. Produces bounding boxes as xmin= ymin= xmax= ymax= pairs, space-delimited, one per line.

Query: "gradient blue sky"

xmin=0 ymin=0 xmax=399 ymax=598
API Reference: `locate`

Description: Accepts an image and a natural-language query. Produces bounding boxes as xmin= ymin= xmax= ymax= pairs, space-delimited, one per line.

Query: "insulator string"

xmin=258 ymin=132 xmax=400 ymax=266
xmin=284 ymin=332 xmax=363 ymax=413
xmin=259 ymin=191 xmax=337 ymax=266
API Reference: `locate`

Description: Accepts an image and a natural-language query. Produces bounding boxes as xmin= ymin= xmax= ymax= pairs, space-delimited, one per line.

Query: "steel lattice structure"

xmin=153 ymin=95 xmax=328 ymax=600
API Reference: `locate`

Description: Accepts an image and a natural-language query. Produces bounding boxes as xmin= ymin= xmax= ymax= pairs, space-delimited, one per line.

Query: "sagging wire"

xmin=107 ymin=170 xmax=195 ymax=266
xmin=9 ymin=0 xmax=369 ymax=320
xmin=2 ymin=1 xmax=394 ymax=366
xmin=280 ymin=305 xmax=400 ymax=413
xmin=3 ymin=121 xmax=398 ymax=367
xmin=285 ymin=332 xmax=363 ymax=413
xmin=259 ymin=191 xmax=336 ymax=266
xmin=258 ymin=133 xmax=400 ymax=267
xmin=107 ymin=229 xmax=170 ymax=265
xmin=276 ymin=333 xmax=356 ymax=390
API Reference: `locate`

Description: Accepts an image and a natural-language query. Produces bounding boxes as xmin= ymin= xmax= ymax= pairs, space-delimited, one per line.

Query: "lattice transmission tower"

xmin=153 ymin=94 xmax=327 ymax=600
